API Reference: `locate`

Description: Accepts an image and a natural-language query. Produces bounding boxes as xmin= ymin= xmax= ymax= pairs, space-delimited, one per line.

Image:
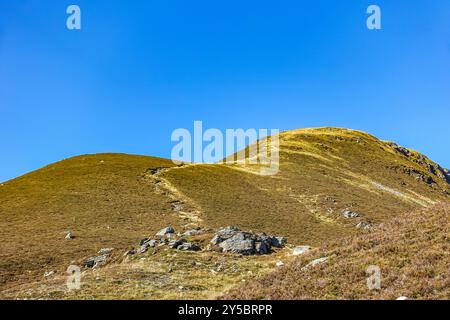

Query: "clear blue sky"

xmin=1 ymin=0 xmax=449 ymax=182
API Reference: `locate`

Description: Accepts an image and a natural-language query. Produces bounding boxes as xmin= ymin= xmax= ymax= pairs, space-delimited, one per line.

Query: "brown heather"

xmin=223 ymin=203 xmax=450 ymax=300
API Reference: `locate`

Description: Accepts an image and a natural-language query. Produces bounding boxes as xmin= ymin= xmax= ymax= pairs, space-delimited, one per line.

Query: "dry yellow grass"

xmin=0 ymin=128 xmax=448 ymax=299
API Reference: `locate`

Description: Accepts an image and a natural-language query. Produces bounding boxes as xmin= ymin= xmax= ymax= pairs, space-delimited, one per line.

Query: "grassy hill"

xmin=0 ymin=127 xmax=448 ymax=299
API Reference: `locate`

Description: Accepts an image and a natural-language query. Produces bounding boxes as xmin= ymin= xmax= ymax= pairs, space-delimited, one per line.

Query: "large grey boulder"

xmin=210 ymin=226 xmax=240 ymax=244
xmin=210 ymin=226 xmax=287 ymax=255
xmin=219 ymin=232 xmax=255 ymax=255
xmin=220 ymin=239 xmax=255 ymax=255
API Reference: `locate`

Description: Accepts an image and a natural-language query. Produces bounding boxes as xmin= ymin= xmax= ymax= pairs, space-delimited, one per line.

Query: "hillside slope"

xmin=223 ymin=202 xmax=450 ymax=300
xmin=0 ymin=127 xmax=448 ymax=298
xmin=162 ymin=128 xmax=449 ymax=246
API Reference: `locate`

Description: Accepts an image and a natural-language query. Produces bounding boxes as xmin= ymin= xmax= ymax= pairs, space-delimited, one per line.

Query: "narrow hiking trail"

xmin=143 ymin=164 xmax=204 ymax=228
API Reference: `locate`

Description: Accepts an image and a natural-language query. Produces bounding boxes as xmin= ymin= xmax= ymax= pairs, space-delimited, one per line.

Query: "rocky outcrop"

xmin=209 ymin=226 xmax=287 ymax=255
xmin=135 ymin=227 xmax=202 ymax=253
xmin=387 ymin=142 xmax=450 ymax=185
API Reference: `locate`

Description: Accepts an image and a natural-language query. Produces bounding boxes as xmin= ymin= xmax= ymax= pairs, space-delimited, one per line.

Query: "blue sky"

xmin=1 ymin=0 xmax=449 ymax=182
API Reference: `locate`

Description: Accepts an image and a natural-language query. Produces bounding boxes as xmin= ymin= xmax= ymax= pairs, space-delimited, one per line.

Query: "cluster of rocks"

xmin=342 ymin=209 xmax=372 ymax=230
xmin=133 ymin=226 xmax=203 ymax=255
xmin=209 ymin=226 xmax=287 ymax=255
xmin=84 ymin=226 xmax=287 ymax=268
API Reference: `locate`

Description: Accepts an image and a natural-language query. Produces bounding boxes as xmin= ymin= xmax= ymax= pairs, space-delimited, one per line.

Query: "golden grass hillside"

xmin=223 ymin=202 xmax=450 ymax=300
xmin=0 ymin=127 xmax=448 ymax=299
xmin=162 ymin=127 xmax=449 ymax=245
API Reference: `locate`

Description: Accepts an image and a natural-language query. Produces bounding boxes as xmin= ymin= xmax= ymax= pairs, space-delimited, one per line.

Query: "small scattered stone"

xmin=292 ymin=246 xmax=311 ymax=256
xmin=84 ymin=255 xmax=108 ymax=268
xmin=123 ymin=250 xmax=136 ymax=256
xmin=342 ymin=210 xmax=359 ymax=218
xmin=168 ymin=239 xmax=185 ymax=249
xmin=142 ymin=239 xmax=158 ymax=248
xmin=177 ymin=242 xmax=201 ymax=251
xmin=171 ymin=201 xmax=184 ymax=211
xmin=302 ymin=257 xmax=329 ymax=270
xmin=44 ymin=270 xmax=56 ymax=278
xmin=98 ymin=248 xmax=114 ymax=255
xmin=181 ymin=228 xmax=203 ymax=237
xmin=396 ymin=296 xmax=409 ymax=300
xmin=137 ymin=246 xmax=148 ymax=254
xmin=65 ymin=232 xmax=74 ymax=240
xmin=356 ymin=221 xmax=372 ymax=230
xmin=276 ymin=261 xmax=284 ymax=267
xmin=155 ymin=226 xmax=175 ymax=237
